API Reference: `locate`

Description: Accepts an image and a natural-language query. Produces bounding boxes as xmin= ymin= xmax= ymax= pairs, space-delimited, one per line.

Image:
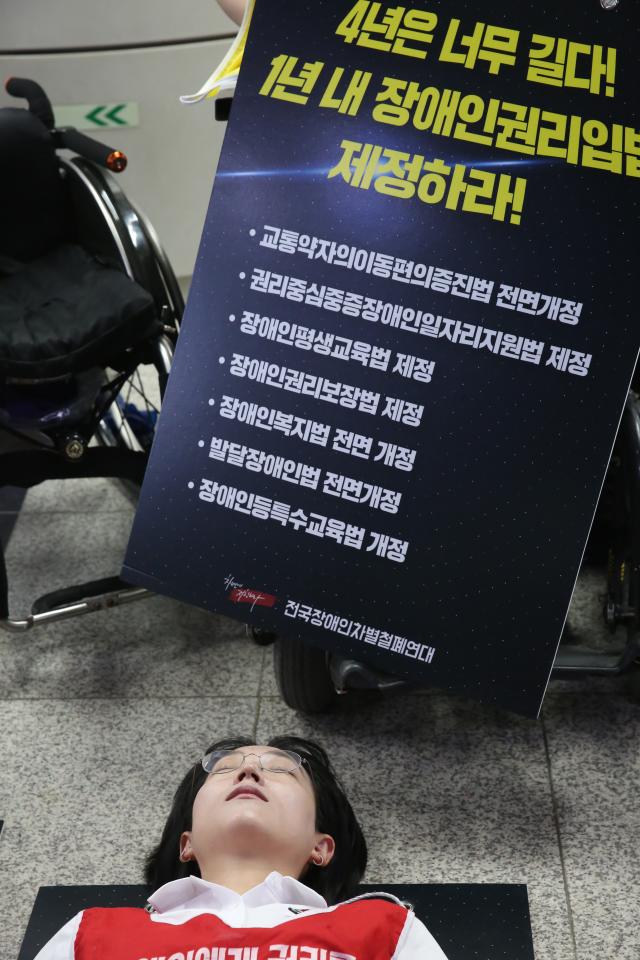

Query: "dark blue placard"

xmin=123 ymin=0 xmax=640 ymax=717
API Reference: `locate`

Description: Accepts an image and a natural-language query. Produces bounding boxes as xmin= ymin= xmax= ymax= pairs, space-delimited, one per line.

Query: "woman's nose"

xmin=235 ymin=757 xmax=262 ymax=780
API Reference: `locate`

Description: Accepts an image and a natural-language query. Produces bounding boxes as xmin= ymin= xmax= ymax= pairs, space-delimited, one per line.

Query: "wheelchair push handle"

xmin=5 ymin=76 xmax=55 ymax=129
xmin=4 ymin=75 xmax=128 ymax=173
xmin=55 ymin=127 xmax=128 ymax=173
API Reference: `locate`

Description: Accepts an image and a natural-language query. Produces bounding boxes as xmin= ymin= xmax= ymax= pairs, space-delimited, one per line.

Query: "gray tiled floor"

xmin=257 ymin=696 xmax=574 ymax=960
xmin=1 ymin=476 xmax=639 ymax=960
xmin=542 ymin=691 xmax=640 ymax=960
xmin=0 ymin=696 xmax=258 ymax=957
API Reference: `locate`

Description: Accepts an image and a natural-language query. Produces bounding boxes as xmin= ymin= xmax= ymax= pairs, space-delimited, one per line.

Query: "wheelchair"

xmin=0 ymin=78 xmax=183 ymax=633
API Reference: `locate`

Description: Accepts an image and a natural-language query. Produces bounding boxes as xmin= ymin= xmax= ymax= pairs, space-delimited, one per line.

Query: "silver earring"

xmin=312 ymin=855 xmax=323 ymax=866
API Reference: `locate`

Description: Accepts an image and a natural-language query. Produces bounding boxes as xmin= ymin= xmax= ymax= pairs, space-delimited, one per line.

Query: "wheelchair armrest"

xmin=54 ymin=127 xmax=127 ymax=173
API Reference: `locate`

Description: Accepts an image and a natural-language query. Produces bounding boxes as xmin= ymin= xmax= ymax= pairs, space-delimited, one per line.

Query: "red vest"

xmin=74 ymin=898 xmax=408 ymax=960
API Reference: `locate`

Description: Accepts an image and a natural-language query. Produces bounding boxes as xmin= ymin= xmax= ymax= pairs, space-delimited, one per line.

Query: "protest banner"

xmin=122 ymin=0 xmax=640 ymax=716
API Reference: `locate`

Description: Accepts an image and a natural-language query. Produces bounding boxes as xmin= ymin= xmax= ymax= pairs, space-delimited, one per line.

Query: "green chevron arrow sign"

xmin=54 ymin=102 xmax=140 ymax=131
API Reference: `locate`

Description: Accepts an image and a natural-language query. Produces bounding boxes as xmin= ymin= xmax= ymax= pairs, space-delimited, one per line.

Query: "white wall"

xmin=1 ymin=0 xmax=230 ymax=48
xmin=0 ymin=0 xmax=239 ymax=277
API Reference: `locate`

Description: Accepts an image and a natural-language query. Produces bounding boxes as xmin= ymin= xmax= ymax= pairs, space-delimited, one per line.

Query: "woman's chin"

xmin=225 ymin=807 xmax=274 ymax=836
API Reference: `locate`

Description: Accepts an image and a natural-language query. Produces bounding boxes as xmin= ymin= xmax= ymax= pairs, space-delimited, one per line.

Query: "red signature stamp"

xmin=229 ymin=587 xmax=277 ymax=609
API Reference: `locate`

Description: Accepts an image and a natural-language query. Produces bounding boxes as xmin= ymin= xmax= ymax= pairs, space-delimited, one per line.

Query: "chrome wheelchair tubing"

xmin=96 ymin=333 xmax=173 ymax=450
xmin=130 ymin=203 xmax=185 ymax=330
xmin=60 ymin=157 xmax=135 ymax=280
xmin=66 ymin=158 xmax=181 ymax=327
xmin=155 ymin=333 xmax=173 ymax=374
xmin=103 ymin=397 xmax=145 ymax=453
xmin=0 ymin=585 xmax=153 ymax=634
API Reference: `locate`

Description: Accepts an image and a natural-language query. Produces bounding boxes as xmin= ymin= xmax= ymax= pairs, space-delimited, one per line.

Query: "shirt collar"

xmin=148 ymin=871 xmax=328 ymax=914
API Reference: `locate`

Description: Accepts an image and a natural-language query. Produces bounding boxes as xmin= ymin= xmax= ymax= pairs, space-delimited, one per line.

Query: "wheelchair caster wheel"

xmin=248 ymin=625 xmax=277 ymax=647
xmin=274 ymin=635 xmax=338 ymax=713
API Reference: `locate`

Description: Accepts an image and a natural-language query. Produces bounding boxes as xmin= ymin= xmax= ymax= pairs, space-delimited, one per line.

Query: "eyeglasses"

xmin=202 ymin=748 xmax=306 ymax=775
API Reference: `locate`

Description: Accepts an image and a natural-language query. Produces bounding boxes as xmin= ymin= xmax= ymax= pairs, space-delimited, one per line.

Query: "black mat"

xmin=19 ymin=883 xmax=534 ymax=960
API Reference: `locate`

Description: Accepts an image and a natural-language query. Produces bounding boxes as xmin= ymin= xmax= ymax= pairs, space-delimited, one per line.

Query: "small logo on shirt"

xmin=287 ymin=907 xmax=309 ymax=915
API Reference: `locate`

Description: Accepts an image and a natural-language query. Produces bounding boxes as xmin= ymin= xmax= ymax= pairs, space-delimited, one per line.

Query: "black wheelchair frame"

xmin=0 ymin=78 xmax=182 ymax=633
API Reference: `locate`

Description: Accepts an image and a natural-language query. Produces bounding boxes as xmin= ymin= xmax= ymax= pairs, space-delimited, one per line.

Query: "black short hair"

xmin=144 ymin=735 xmax=367 ymax=905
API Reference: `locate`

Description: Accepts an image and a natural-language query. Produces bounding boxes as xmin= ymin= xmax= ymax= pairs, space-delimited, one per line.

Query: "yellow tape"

xmin=180 ymin=0 xmax=256 ymax=104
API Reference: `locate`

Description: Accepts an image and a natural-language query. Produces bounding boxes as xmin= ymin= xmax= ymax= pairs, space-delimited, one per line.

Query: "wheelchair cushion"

xmin=0 ymin=107 xmax=73 ymax=261
xmin=0 ymin=242 xmax=158 ymax=379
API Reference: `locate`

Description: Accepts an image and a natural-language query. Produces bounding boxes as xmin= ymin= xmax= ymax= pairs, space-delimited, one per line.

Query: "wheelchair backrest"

xmin=0 ymin=106 xmax=73 ymax=262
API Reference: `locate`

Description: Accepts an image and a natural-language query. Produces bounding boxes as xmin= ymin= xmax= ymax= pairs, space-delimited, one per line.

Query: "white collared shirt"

xmin=33 ymin=871 xmax=448 ymax=960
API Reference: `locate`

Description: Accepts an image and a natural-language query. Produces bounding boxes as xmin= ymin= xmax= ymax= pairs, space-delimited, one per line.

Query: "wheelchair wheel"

xmin=96 ymin=335 xmax=173 ymax=498
xmin=274 ymin=635 xmax=338 ymax=713
xmin=598 ymin=393 xmax=640 ymax=696
xmin=248 ymin=625 xmax=278 ymax=646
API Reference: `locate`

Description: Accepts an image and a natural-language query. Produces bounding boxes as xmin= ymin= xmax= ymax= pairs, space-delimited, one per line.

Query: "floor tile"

xmin=0 ymin=697 xmax=257 ymax=960
xmin=4 ymin=509 xmax=138 ymax=617
xmin=50 ymin=476 xmax=136 ymax=513
xmin=257 ymin=694 xmax=575 ymax=960
xmin=12 ymin=479 xmax=64 ymax=514
xmin=542 ymin=690 xmax=640 ymax=960
xmin=1 ymin=512 xmax=262 ymax=699
xmin=259 ymin=646 xmax=279 ymax=698
xmin=1 ymin=477 xmax=133 ymax=516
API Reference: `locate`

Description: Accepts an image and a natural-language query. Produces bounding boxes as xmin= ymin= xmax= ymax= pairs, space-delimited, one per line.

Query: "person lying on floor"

xmin=34 ymin=735 xmax=448 ymax=959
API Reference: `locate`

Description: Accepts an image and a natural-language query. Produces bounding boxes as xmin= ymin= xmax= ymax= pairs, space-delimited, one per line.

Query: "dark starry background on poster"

xmin=122 ymin=0 xmax=640 ymax=717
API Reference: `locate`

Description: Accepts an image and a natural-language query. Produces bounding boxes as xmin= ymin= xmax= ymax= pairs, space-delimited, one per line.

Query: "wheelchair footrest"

xmin=553 ymin=643 xmax=632 ymax=675
xmin=31 ymin=576 xmax=139 ymax=615
xmin=329 ymin=655 xmax=407 ymax=693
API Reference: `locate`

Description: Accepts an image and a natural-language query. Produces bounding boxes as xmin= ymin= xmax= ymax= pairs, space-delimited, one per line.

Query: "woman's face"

xmin=180 ymin=745 xmax=334 ymax=876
